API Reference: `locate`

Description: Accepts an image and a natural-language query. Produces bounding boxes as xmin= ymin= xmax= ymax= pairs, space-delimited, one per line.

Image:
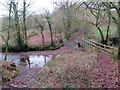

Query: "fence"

xmin=76 ymin=37 xmax=118 ymax=55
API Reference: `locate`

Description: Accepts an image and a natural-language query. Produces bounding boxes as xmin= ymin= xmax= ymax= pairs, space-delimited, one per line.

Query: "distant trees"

xmin=54 ymin=0 xmax=82 ymax=40
xmin=52 ymin=10 xmax=64 ymax=43
xmin=34 ymin=10 xmax=56 ymax=46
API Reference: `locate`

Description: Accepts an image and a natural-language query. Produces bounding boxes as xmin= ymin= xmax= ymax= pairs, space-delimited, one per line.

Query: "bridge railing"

xmin=76 ymin=37 xmax=118 ymax=55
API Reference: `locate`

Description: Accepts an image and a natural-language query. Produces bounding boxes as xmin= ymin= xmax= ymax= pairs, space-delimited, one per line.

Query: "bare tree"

xmin=118 ymin=2 xmax=120 ymax=59
xmin=12 ymin=1 xmax=25 ymax=50
xmin=54 ymin=0 xmax=83 ymax=40
xmin=84 ymin=2 xmax=112 ymax=45
xmin=1 ymin=0 xmax=33 ymax=52
xmin=44 ymin=10 xmax=54 ymax=46
xmin=52 ymin=9 xmax=64 ymax=43
xmin=102 ymin=2 xmax=120 ymax=59
xmin=23 ymin=0 xmax=27 ymax=48
xmin=35 ymin=15 xmax=45 ymax=46
xmin=3 ymin=1 xmax=12 ymax=61
xmin=22 ymin=0 xmax=33 ymax=48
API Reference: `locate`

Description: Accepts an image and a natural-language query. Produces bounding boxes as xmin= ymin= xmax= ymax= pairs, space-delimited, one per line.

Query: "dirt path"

xmin=2 ymin=29 xmax=119 ymax=88
xmin=64 ymin=30 xmax=84 ymax=49
xmin=2 ymin=30 xmax=83 ymax=88
xmin=2 ymin=66 xmax=41 ymax=88
xmin=95 ymin=52 xmax=119 ymax=88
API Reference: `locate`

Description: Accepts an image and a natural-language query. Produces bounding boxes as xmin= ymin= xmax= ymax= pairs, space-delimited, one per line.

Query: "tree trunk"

xmin=65 ymin=10 xmax=71 ymax=40
xmin=40 ymin=28 xmax=45 ymax=46
xmin=23 ymin=0 xmax=27 ymax=48
xmin=97 ymin=26 xmax=105 ymax=44
xmin=48 ymin=20 xmax=54 ymax=46
xmin=105 ymin=13 xmax=111 ymax=45
xmin=59 ymin=31 xmax=63 ymax=43
xmin=4 ymin=2 xmax=12 ymax=61
xmin=105 ymin=25 xmax=110 ymax=45
xmin=118 ymin=2 xmax=120 ymax=59
xmin=4 ymin=44 xmax=8 ymax=61
xmin=13 ymin=2 xmax=23 ymax=50
xmin=15 ymin=8 xmax=21 ymax=46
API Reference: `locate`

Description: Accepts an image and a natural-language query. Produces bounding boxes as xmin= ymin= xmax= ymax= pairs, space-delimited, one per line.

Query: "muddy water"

xmin=0 ymin=53 xmax=52 ymax=68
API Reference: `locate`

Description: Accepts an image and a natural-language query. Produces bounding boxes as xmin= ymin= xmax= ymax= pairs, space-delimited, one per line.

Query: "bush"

xmin=2 ymin=43 xmax=64 ymax=52
xmin=0 ymin=61 xmax=19 ymax=84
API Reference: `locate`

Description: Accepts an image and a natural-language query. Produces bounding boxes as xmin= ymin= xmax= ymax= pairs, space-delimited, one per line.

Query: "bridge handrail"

xmin=78 ymin=37 xmax=117 ymax=54
xmin=82 ymin=37 xmax=116 ymax=50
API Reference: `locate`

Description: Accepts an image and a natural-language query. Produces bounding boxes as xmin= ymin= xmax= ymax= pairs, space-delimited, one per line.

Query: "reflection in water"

xmin=0 ymin=53 xmax=52 ymax=68
xmin=20 ymin=56 xmax=30 ymax=67
xmin=29 ymin=55 xmax=52 ymax=68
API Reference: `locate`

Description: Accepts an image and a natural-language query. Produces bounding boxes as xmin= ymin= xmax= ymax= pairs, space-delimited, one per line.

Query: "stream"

xmin=0 ymin=53 xmax=52 ymax=68
xmin=1 ymin=53 xmax=54 ymax=88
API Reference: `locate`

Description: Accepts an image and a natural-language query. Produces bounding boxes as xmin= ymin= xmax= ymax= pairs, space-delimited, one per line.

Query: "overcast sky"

xmin=0 ymin=0 xmax=116 ymax=17
xmin=0 ymin=0 xmax=62 ymax=17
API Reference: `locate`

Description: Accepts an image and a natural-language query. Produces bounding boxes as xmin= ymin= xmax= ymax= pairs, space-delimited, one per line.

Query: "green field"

xmin=93 ymin=26 xmax=118 ymax=38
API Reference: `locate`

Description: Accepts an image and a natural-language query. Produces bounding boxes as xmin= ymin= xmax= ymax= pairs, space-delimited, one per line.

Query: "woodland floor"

xmin=2 ymin=30 xmax=119 ymax=88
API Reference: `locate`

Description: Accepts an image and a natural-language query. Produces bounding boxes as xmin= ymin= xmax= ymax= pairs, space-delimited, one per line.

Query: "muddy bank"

xmin=2 ymin=67 xmax=41 ymax=88
xmin=1 ymin=54 xmax=55 ymax=88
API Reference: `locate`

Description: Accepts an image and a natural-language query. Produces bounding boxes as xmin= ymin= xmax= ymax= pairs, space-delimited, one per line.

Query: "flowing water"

xmin=0 ymin=53 xmax=52 ymax=68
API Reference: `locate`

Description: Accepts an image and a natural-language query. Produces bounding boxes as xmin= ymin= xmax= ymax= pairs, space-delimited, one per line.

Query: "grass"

xmin=0 ymin=61 xmax=20 ymax=84
xmin=93 ymin=26 xmax=117 ymax=39
xmin=32 ymin=51 xmax=98 ymax=88
xmin=2 ymin=43 xmax=63 ymax=52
